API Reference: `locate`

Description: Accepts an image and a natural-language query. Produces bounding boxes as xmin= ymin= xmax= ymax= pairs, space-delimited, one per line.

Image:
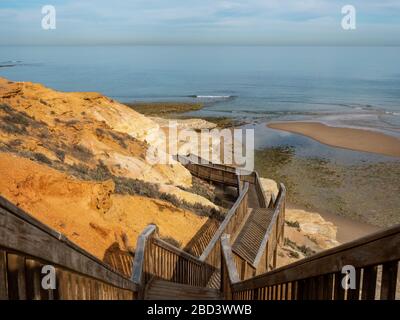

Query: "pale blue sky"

xmin=1 ymin=0 xmax=399 ymax=45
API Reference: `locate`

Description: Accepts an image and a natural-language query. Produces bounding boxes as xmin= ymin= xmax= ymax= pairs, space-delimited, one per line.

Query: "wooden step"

xmin=232 ymin=208 xmax=274 ymax=264
xmin=145 ymin=279 xmax=221 ymax=300
xmin=206 ymin=270 xmax=221 ymax=289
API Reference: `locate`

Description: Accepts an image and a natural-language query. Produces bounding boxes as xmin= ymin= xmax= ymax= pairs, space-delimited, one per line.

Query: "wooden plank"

xmin=7 ymin=254 xmax=26 ymax=300
xmin=0 ymin=250 xmax=8 ymax=299
xmin=380 ymin=261 xmax=398 ymax=300
xmin=200 ymin=183 xmax=249 ymax=262
xmin=153 ymin=239 xmax=201 ymax=265
xmin=347 ymin=268 xmax=361 ymax=300
xmin=361 ymin=266 xmax=377 ymax=300
xmin=57 ymin=269 xmax=70 ymax=300
xmin=25 ymin=259 xmax=41 ymax=300
xmin=252 ymin=185 xmax=286 ymax=267
xmin=221 ymin=235 xmax=240 ymax=284
xmin=322 ymin=273 xmax=333 ymax=300
xmin=296 ymin=280 xmax=304 ymax=300
xmin=232 ymin=224 xmax=400 ymax=292
xmin=334 ymin=272 xmax=345 ymax=300
xmin=0 ymin=206 xmax=136 ymax=292
xmin=131 ymin=224 xmax=157 ymax=285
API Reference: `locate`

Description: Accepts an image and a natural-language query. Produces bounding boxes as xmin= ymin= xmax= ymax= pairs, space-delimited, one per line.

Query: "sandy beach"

xmin=268 ymin=121 xmax=400 ymax=158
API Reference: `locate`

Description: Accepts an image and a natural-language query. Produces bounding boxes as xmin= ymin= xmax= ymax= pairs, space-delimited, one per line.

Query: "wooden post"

xmin=380 ymin=261 xmax=398 ymax=300
xmin=0 ymin=250 xmax=8 ymax=300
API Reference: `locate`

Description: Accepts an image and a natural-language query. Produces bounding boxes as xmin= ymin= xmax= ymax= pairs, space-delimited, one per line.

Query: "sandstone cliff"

xmin=0 ymin=77 xmax=219 ymax=259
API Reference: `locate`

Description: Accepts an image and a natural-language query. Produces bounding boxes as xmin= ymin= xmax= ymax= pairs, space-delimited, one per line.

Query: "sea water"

xmin=1 ymin=45 xmax=400 ymax=156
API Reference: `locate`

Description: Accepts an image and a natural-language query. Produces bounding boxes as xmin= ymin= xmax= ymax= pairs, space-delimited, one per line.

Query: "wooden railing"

xmin=182 ymin=162 xmax=239 ymax=187
xmin=131 ymin=225 xmax=217 ymax=293
xmin=221 ymin=224 xmax=400 ymax=300
xmin=0 ymin=196 xmax=137 ymax=300
xmin=199 ymin=182 xmax=249 ymax=271
xmin=253 ymin=183 xmax=286 ymax=272
xmin=175 ymin=154 xmax=238 ymax=174
xmin=184 ymin=218 xmax=220 ymax=257
xmin=0 ymin=152 xmax=286 ymax=300
xmin=151 ymin=238 xmax=216 ymax=287
xmin=176 ymin=153 xmax=284 ymax=281
xmin=231 ymin=184 xmax=286 ymax=281
xmin=131 ymin=224 xmax=157 ymax=298
xmin=254 ymin=171 xmax=268 ymax=208
xmin=131 ymin=180 xmax=250 ymax=291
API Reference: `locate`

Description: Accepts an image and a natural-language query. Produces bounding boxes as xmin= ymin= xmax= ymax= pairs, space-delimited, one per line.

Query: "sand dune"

xmin=268 ymin=121 xmax=400 ymax=158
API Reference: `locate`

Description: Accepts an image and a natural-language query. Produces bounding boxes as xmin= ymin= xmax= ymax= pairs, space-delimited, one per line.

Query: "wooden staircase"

xmin=144 ymin=279 xmax=222 ymax=300
xmin=232 ymin=208 xmax=274 ymax=264
xmin=206 ymin=270 xmax=221 ymax=289
xmin=3 ymin=155 xmax=399 ymax=301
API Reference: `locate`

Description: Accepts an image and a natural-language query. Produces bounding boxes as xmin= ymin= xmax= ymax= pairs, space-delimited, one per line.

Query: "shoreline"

xmin=267 ymin=121 xmax=400 ymax=158
xmin=132 ymin=104 xmax=390 ymax=244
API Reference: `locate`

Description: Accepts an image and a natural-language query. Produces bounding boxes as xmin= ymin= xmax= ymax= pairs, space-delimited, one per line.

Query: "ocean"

xmin=1 ymin=45 xmax=400 ymax=138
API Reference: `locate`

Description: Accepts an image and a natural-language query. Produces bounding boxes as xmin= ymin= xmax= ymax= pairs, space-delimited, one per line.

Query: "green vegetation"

xmin=96 ymin=127 xmax=130 ymax=149
xmin=284 ymin=238 xmax=315 ymax=257
xmin=285 ymin=220 xmax=300 ymax=230
xmin=113 ymin=175 xmax=222 ymax=219
xmin=126 ymin=102 xmax=204 ymax=116
xmin=180 ymin=176 xmax=215 ymax=202
xmin=70 ymin=144 xmax=94 ymax=162
xmin=160 ymin=236 xmax=182 ymax=248
xmin=64 ymin=161 xmax=222 ymax=219
xmin=32 ymin=152 xmax=52 ymax=165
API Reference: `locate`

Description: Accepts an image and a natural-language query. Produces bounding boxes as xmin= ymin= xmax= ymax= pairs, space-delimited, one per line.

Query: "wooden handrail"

xmin=221 ymin=223 xmax=400 ymax=300
xmin=128 ymin=157 xmax=252 ymax=289
xmin=254 ymin=171 xmax=268 ymax=208
xmin=175 ymin=154 xmax=238 ymax=173
xmin=150 ymin=237 xmax=216 ymax=287
xmin=175 ymin=154 xmax=282 ymax=278
xmin=153 ymin=238 xmax=205 ymax=265
xmin=221 ymin=234 xmax=240 ymax=299
xmin=199 ymin=182 xmax=249 ymax=262
xmin=0 ymin=196 xmax=137 ymax=300
xmin=252 ymin=183 xmax=286 ymax=268
xmin=131 ymin=224 xmax=157 ymax=286
xmin=221 ymin=234 xmax=240 ymax=284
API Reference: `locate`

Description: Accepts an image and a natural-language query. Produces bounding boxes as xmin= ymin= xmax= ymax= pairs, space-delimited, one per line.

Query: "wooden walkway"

xmin=1 ymin=153 xmax=399 ymax=300
xmin=145 ymin=279 xmax=221 ymax=300
xmin=232 ymin=208 xmax=274 ymax=265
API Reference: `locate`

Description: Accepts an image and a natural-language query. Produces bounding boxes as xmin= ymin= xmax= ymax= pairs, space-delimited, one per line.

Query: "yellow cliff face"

xmin=0 ymin=152 xmax=207 ymax=260
xmin=0 ymin=77 xmax=191 ymax=187
xmin=0 ymin=77 xmax=220 ymax=262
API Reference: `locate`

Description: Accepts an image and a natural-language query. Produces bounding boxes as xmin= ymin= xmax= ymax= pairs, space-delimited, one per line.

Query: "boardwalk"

xmin=0 ymin=154 xmax=399 ymax=300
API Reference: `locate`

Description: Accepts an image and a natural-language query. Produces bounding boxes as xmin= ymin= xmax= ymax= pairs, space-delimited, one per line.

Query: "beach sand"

xmin=267 ymin=121 xmax=400 ymax=158
xmin=319 ymin=209 xmax=380 ymax=243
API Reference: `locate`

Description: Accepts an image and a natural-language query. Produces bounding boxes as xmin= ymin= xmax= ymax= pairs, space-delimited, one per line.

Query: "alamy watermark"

xmin=145 ymin=121 xmax=255 ymax=174
xmin=41 ymin=5 xmax=56 ymax=30
xmin=41 ymin=265 xmax=56 ymax=290
xmin=341 ymin=5 xmax=356 ymax=30
xmin=341 ymin=265 xmax=356 ymax=290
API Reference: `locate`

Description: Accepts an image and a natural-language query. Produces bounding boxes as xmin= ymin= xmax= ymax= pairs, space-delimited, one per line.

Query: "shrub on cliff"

xmin=160 ymin=236 xmax=182 ymax=248
xmin=70 ymin=144 xmax=94 ymax=162
xmin=113 ymin=175 xmax=221 ymax=219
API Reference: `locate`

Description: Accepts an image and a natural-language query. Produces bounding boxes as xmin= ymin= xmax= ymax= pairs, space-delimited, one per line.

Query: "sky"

xmin=1 ymin=0 xmax=399 ymax=45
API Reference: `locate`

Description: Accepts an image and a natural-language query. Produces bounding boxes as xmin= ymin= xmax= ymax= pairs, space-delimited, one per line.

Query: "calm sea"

xmin=1 ymin=45 xmax=400 ymax=140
